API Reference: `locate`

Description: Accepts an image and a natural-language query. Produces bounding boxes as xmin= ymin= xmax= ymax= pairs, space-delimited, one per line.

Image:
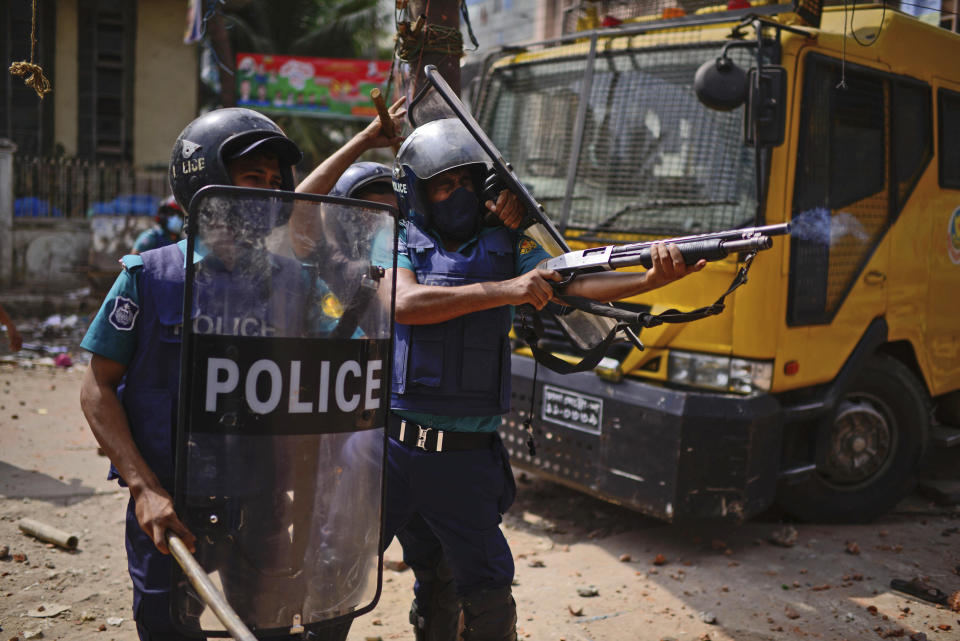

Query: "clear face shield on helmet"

xmin=406 ymin=67 xmax=617 ymax=353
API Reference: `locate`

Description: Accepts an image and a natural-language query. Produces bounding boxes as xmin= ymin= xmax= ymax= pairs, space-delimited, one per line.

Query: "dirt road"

xmin=1 ymin=362 xmax=959 ymax=641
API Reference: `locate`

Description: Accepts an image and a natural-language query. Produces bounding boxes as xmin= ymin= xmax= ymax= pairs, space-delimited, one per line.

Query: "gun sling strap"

xmin=519 ymin=251 xmax=758 ymax=376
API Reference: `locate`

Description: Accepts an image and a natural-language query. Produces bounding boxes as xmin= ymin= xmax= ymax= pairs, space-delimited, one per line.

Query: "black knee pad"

xmin=461 ymin=587 xmax=517 ymax=641
xmin=409 ymin=556 xmax=460 ymax=641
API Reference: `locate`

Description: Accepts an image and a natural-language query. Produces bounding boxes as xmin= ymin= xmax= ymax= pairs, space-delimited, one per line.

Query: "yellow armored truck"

xmin=475 ymin=2 xmax=960 ymax=521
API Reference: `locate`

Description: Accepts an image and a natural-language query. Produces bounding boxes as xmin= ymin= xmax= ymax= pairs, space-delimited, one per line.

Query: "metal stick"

xmin=166 ymin=532 xmax=257 ymax=641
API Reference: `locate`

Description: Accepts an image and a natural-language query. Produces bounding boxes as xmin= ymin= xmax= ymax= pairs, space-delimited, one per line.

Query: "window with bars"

xmin=0 ymin=1 xmax=55 ymax=156
xmin=77 ymin=0 xmax=136 ymax=161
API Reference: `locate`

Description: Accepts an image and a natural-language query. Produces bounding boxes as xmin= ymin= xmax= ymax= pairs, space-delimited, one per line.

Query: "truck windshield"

xmin=478 ymin=43 xmax=759 ymax=237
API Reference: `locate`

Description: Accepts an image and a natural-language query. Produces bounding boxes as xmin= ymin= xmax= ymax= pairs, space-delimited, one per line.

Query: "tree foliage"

xmin=220 ymin=0 xmax=394 ymax=171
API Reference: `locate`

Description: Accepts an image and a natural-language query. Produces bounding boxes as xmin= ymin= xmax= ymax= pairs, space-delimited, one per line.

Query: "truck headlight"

xmin=667 ymin=351 xmax=772 ymax=394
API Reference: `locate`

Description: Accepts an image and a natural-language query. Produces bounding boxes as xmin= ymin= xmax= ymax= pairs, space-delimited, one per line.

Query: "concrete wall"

xmin=0 ymin=141 xmax=14 ymax=288
xmin=134 ymin=0 xmax=199 ymax=168
xmin=53 ymin=0 xmax=79 ymax=156
xmin=9 ymin=219 xmax=90 ymax=291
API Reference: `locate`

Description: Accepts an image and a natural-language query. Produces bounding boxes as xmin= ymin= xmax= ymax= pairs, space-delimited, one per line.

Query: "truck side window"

xmin=892 ymin=81 xmax=933 ymax=214
xmin=789 ymin=55 xmax=934 ymax=327
xmin=938 ymin=89 xmax=960 ymax=189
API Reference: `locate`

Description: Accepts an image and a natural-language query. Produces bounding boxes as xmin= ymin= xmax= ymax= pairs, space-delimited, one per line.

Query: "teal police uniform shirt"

xmin=386 ymin=223 xmax=551 ymax=433
xmin=81 ymin=240 xmax=348 ymax=363
xmin=132 ymin=226 xmax=176 ymax=254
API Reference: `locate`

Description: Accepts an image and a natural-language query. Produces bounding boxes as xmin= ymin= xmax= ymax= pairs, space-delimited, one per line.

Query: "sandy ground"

xmin=1 ymin=362 xmax=959 ymax=641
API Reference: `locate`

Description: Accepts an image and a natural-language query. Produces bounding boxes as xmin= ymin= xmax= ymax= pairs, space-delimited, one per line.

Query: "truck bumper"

xmin=503 ymin=354 xmax=783 ymax=522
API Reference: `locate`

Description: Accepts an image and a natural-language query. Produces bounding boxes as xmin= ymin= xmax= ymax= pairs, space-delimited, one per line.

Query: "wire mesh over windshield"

xmin=478 ymin=41 xmax=759 ymax=238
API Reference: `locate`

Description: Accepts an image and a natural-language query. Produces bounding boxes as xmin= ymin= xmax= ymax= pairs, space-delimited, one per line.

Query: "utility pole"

xmin=207 ymin=10 xmax=236 ymax=108
xmin=405 ymin=0 xmax=462 ymax=97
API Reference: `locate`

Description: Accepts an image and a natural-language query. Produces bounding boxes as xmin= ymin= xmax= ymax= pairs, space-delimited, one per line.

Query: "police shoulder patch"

xmin=108 ymin=296 xmax=140 ymax=331
xmin=518 ymin=237 xmax=538 ymax=255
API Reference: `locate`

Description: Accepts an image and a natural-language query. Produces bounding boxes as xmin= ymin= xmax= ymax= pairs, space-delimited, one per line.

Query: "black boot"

xmin=460 ymin=586 xmax=517 ymax=641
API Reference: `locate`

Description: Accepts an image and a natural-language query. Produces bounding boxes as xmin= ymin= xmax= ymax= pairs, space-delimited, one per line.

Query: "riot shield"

xmin=407 ymin=66 xmax=619 ymax=353
xmin=173 ymin=185 xmax=396 ymax=637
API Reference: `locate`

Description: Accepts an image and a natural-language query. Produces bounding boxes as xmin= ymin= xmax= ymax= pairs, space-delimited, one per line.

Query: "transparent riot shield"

xmin=407 ymin=66 xmax=619 ymax=352
xmin=173 ymin=185 xmax=396 ymax=637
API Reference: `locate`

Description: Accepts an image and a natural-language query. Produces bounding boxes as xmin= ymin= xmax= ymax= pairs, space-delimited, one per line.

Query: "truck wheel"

xmin=778 ymin=353 xmax=929 ymax=523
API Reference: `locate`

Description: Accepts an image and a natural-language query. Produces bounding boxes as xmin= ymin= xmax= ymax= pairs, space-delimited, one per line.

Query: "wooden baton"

xmin=166 ymin=532 xmax=258 ymax=641
xmin=370 ymin=87 xmax=400 ymax=155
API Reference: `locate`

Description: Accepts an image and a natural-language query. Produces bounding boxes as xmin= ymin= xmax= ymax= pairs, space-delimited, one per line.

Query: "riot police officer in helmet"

xmin=132 ymin=195 xmax=184 ymax=255
xmin=382 ymin=118 xmax=706 ymax=641
xmin=79 ymin=107 xmax=353 ymax=641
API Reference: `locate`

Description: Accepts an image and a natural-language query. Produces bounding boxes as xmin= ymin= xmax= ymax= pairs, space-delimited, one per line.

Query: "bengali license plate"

xmin=540 ymin=384 xmax=603 ymax=435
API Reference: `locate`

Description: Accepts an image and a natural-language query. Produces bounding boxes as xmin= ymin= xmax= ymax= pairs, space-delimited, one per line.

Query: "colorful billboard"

xmin=235 ymin=53 xmax=391 ymax=120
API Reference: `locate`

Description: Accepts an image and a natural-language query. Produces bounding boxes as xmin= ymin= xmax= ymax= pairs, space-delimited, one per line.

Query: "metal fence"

xmin=12 ymin=155 xmax=169 ymax=219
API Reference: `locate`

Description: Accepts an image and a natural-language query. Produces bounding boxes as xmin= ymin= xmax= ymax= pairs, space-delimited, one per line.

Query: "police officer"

xmin=78 ymin=107 xmax=354 ymax=641
xmin=132 ymin=195 xmax=184 ymax=254
xmin=382 ymin=118 xmax=705 ymax=641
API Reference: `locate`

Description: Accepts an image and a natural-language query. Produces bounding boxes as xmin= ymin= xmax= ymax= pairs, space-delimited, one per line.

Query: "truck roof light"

xmin=784 ymin=360 xmax=799 ymax=376
xmin=727 ymin=0 xmax=751 ymax=9
xmin=662 ymin=7 xmax=686 ymax=18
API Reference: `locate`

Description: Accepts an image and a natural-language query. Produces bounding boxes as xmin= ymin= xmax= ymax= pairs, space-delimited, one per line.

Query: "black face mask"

xmin=430 ymin=186 xmax=481 ymax=242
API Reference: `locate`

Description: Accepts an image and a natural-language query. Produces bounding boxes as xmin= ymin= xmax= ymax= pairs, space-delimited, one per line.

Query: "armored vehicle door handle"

xmin=864 ymin=270 xmax=886 ymax=286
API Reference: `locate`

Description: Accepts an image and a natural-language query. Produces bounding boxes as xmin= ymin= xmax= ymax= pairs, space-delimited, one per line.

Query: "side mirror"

xmin=694 ymin=55 xmax=748 ymax=111
xmin=744 ymin=66 xmax=787 ymax=148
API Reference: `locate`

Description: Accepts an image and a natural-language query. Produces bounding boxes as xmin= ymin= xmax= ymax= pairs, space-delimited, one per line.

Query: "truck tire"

xmin=777 ymin=353 xmax=929 ymax=523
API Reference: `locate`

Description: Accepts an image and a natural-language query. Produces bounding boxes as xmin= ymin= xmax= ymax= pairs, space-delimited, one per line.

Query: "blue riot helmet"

xmin=393 ymin=118 xmax=492 ymax=230
xmin=330 ymin=162 xmax=393 ymax=199
xmin=169 ymin=107 xmax=302 ymax=212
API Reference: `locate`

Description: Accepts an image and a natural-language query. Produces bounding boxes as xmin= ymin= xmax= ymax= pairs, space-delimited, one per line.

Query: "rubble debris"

xmin=18 ymin=519 xmax=79 ymax=550
xmin=576 ymin=586 xmax=599 ymax=597
xmin=652 ymin=554 xmax=668 ymax=566
xmin=845 ymin=541 xmax=861 ymax=555
xmin=27 ymin=603 xmax=70 ymax=618
xmin=383 ymin=559 xmax=409 ymax=572
xmin=568 ymin=605 xmax=584 ymax=616
xmin=784 ymin=606 xmax=800 ymax=619
xmin=890 ymin=578 xmax=950 ymax=606
xmin=769 ymin=525 xmax=798 ymax=547
xmin=699 ymin=611 xmax=717 ymax=624
xmin=22 ymin=631 xmax=43 ymax=640
xmin=106 ymin=617 xmax=123 ymax=626
xmin=0 ymin=545 xmax=8 ymax=559
xmin=619 ymin=553 xmax=632 ymax=562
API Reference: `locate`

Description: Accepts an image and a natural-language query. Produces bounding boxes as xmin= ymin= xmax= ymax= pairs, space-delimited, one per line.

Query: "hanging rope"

xmin=8 ymin=0 xmax=52 ymax=99
xmin=395 ymin=0 xmax=466 ymax=63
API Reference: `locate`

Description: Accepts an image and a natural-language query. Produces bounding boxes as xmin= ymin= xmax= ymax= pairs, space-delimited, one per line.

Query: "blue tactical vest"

xmin=115 ymin=242 xmax=308 ymax=491
xmin=391 ymin=223 xmax=515 ymax=416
